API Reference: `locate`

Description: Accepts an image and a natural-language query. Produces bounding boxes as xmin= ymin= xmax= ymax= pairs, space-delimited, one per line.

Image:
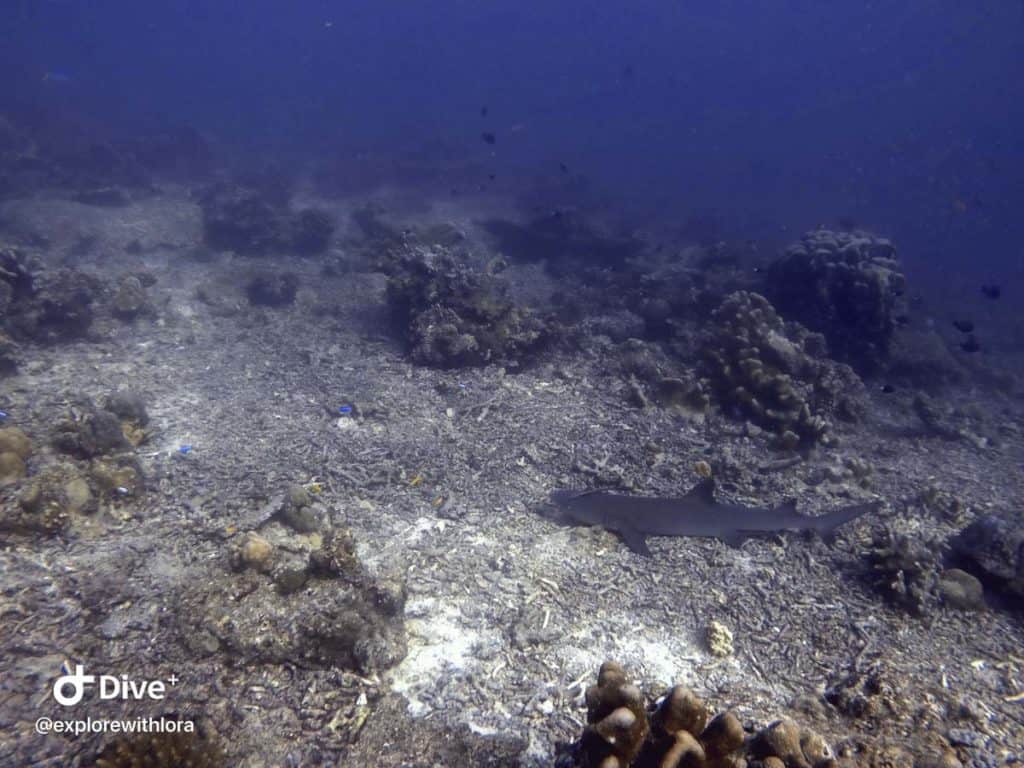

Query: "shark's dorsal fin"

xmin=684 ymin=477 xmax=716 ymax=504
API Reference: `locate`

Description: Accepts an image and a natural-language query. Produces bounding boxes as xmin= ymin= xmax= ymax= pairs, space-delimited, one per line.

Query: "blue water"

xmin=2 ymin=1 xmax=1022 ymax=288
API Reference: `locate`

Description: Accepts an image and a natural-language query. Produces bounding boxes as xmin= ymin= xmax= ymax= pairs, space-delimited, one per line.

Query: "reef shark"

xmin=543 ymin=478 xmax=879 ymax=556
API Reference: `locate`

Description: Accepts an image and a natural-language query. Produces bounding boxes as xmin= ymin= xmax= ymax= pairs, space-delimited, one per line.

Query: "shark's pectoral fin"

xmin=619 ymin=526 xmax=652 ymax=557
xmin=721 ymin=530 xmax=750 ymax=548
xmin=723 ymin=529 xmax=767 ymax=548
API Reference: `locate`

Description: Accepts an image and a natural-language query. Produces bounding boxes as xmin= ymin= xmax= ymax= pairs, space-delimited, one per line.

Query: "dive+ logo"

xmin=52 ymin=660 xmax=177 ymax=707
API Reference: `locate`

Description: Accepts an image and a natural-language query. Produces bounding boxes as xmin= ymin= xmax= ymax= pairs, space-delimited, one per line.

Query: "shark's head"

xmin=541 ymin=489 xmax=586 ymax=524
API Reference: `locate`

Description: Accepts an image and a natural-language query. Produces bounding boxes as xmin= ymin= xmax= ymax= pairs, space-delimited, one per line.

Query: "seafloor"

xmin=1 ymin=185 xmax=1023 ymax=768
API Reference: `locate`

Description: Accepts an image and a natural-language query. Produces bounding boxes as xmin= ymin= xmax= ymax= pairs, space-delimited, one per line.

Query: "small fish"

xmin=980 ymin=284 xmax=1001 ymax=300
xmin=481 ymin=132 xmax=496 ymax=145
xmin=894 ymin=314 xmax=910 ymax=326
xmin=960 ymin=335 xmax=981 ymax=353
xmin=559 ymin=162 xmax=569 ymax=174
xmin=480 ymin=105 xmax=488 ymax=117
xmin=880 ymin=384 xmax=895 ymax=394
xmin=338 ymin=404 xmax=353 ymax=415
xmin=114 ymin=486 xmax=130 ymax=496
xmin=43 ymin=71 xmax=72 ymax=83
xmin=0 ymin=410 xmax=7 ymax=420
xmin=488 ymin=173 xmax=496 ymax=181
xmin=178 ymin=444 xmax=193 ymax=454
xmin=952 ymin=319 xmax=974 ymax=334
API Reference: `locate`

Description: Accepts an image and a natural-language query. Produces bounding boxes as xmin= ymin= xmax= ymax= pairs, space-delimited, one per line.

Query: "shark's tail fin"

xmin=817 ymin=501 xmax=881 ymax=544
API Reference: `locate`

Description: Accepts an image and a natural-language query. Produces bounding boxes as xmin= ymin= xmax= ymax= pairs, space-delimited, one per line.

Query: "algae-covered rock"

xmin=866 ymin=530 xmax=944 ymax=615
xmin=950 ymin=514 xmax=1024 ymax=605
xmin=112 ymin=275 xmax=147 ymax=318
xmin=765 ymin=228 xmax=907 ymax=373
xmin=199 ymin=184 xmax=335 ymax=256
xmin=53 ymin=403 xmax=131 ymax=458
xmin=290 ymin=208 xmax=335 ymax=255
xmin=245 ymin=272 xmax=298 ymax=307
xmin=6 ymin=268 xmax=100 ymax=343
xmin=0 ymin=426 xmax=32 ymax=484
xmin=0 ymin=330 xmax=20 ymax=375
xmin=0 ymin=426 xmax=32 ymax=458
xmin=182 ymin=526 xmax=406 ymax=674
xmin=384 ymin=245 xmax=550 ymax=368
xmin=104 ymin=391 xmax=149 ymax=426
xmin=1 ymin=467 xmax=77 ymax=535
xmin=937 ymin=568 xmax=985 ymax=611
xmin=0 ymin=451 xmax=26 ymax=484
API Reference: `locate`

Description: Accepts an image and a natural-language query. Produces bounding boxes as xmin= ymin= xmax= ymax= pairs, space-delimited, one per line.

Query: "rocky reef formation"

xmin=765 ymin=230 xmax=907 ymax=373
xmin=481 ymin=209 xmax=644 ymax=275
xmin=199 ymin=185 xmax=335 ymax=256
xmin=245 ymin=271 xmax=299 ymax=307
xmin=699 ymin=291 xmax=865 ymax=447
xmin=0 ymin=394 xmax=148 ymax=535
xmin=950 ymin=514 xmax=1024 ymax=608
xmin=558 ymin=661 xmax=835 ymax=768
xmin=178 ymin=525 xmax=406 ymax=673
xmin=383 ymin=244 xmax=550 ymax=368
xmin=1 ymin=245 xmax=102 ymax=343
xmin=865 ymin=529 xmax=946 ymax=615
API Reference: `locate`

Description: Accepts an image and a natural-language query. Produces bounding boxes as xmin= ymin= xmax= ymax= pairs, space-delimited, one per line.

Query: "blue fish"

xmin=0 ymin=410 xmax=8 ymax=420
xmin=178 ymin=444 xmax=193 ymax=454
xmin=338 ymin=405 xmax=353 ymax=415
xmin=42 ymin=71 xmax=73 ymax=83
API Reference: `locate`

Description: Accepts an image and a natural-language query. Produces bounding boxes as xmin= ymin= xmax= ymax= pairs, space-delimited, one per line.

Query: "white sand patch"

xmin=388 ymin=597 xmax=482 ymax=716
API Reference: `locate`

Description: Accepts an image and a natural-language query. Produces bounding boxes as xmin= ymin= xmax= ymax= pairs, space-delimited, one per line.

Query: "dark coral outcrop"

xmin=383 ymin=245 xmax=550 ymax=368
xmin=765 ymin=229 xmax=907 ymax=373
xmin=699 ymin=291 xmax=865 ymax=447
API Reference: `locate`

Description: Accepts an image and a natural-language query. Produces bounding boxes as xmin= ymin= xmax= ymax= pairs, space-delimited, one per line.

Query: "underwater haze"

xmin=4 ymin=1 xmax=1024 ymax=278
xmin=3 ymin=2 xmax=1024 ymax=767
